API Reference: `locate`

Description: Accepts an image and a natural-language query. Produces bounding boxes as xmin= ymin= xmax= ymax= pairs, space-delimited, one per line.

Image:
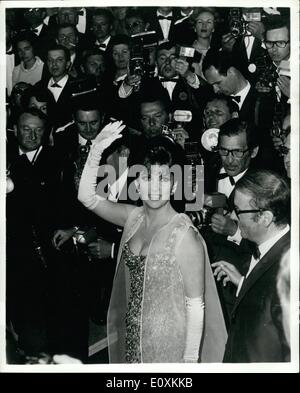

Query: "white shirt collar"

xmin=96 ymin=36 xmax=111 ymax=47
xmin=78 ymin=134 xmax=96 ymax=146
xmin=34 ymin=23 xmax=44 ymax=36
xmin=218 ymin=168 xmax=248 ymax=199
xmin=233 ymin=81 xmax=251 ymax=109
xmin=48 ymin=74 xmax=69 ymax=89
xmin=246 ymin=225 xmax=290 ymax=278
xmin=19 ymin=146 xmax=42 ymax=163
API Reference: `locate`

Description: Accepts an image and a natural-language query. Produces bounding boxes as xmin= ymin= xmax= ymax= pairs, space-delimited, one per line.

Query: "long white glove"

xmin=78 ymin=121 xmax=125 ymax=210
xmin=183 ymin=296 xmax=205 ymax=363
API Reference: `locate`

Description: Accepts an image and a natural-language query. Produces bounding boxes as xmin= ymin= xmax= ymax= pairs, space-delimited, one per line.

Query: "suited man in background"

xmin=147 ymin=7 xmax=179 ymax=43
xmin=6 ymin=108 xmax=61 ymax=358
xmin=35 ymin=45 xmax=74 ymax=129
xmin=212 ymin=169 xmax=290 ymax=362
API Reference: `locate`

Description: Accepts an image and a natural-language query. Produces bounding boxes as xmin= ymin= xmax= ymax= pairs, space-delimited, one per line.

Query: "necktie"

xmin=6 ymin=49 xmax=14 ymax=55
xmin=31 ymin=28 xmax=39 ymax=34
xmin=75 ymin=140 xmax=92 ymax=190
xmin=79 ymin=139 xmax=92 ymax=155
xmin=77 ymin=10 xmax=84 ymax=16
xmin=51 ymin=82 xmax=61 ymax=88
xmin=250 ymin=243 xmax=261 ymax=260
xmin=96 ymin=43 xmax=106 ymax=50
xmin=158 ymin=15 xmax=173 ymax=21
xmin=229 ymin=95 xmax=241 ymax=103
xmin=217 ymin=172 xmax=235 ymax=186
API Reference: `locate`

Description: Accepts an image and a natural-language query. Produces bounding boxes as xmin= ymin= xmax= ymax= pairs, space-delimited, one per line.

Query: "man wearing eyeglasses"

xmin=203 ymin=118 xmax=259 ymax=327
xmin=212 ymin=169 xmax=290 ymax=362
xmin=263 ymin=15 xmax=290 ymax=100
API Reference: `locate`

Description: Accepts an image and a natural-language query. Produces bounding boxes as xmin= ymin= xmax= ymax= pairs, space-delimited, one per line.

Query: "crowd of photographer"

xmin=5 ymin=6 xmax=291 ymax=364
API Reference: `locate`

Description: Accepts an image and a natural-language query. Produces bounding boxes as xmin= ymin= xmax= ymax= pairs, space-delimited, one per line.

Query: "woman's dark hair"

xmin=137 ymin=136 xmax=186 ymax=169
xmin=12 ymin=30 xmax=37 ymax=54
xmin=136 ymin=136 xmax=187 ymax=212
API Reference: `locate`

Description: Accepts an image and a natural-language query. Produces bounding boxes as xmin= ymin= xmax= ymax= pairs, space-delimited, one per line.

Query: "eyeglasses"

xmin=233 ymin=207 xmax=265 ymax=219
xmin=264 ymin=40 xmax=290 ymax=49
xmin=218 ymin=148 xmax=250 ymax=158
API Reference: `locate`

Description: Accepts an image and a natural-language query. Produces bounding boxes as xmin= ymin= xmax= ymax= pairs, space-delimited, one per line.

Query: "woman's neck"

xmin=23 ymin=57 xmax=36 ymax=69
xmin=194 ymin=36 xmax=211 ymax=50
xmin=143 ymin=202 xmax=176 ymax=229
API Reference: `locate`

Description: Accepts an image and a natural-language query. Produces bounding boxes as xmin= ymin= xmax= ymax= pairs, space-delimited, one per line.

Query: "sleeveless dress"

xmin=107 ymin=207 xmax=227 ymax=363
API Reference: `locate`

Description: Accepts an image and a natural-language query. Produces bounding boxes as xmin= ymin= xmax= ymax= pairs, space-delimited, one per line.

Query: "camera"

xmin=228 ymin=8 xmax=248 ymax=38
xmin=161 ymin=110 xmax=192 ymax=149
xmin=188 ymin=193 xmax=227 ymax=229
xmin=129 ymin=31 xmax=158 ymax=86
xmin=255 ymin=53 xmax=279 ymax=89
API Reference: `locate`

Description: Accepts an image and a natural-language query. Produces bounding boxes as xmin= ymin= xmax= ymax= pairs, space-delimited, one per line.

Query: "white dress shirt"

xmin=48 ymin=74 xmax=69 ymax=102
xmin=218 ymin=168 xmax=247 ymax=245
xmin=231 ymin=81 xmax=251 ymax=109
xmin=157 ymin=11 xmax=173 ymax=41
xmin=236 ymin=225 xmax=290 ymax=296
xmin=77 ymin=8 xmax=86 ymax=33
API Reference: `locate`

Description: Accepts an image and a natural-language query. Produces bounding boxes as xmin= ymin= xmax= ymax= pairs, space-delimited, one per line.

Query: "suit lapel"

xmin=232 ymin=232 xmax=290 ymax=314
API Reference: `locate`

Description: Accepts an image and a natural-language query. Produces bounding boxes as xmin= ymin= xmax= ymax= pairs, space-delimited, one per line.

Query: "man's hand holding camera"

xmin=211 ymin=213 xmax=238 ymax=236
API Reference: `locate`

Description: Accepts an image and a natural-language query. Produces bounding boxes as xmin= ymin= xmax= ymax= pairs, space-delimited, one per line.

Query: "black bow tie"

xmin=6 ymin=50 xmax=14 ymax=55
xmin=95 ymin=43 xmax=106 ymax=49
xmin=160 ymin=78 xmax=178 ymax=83
xmin=229 ymin=95 xmax=241 ymax=103
xmin=158 ymin=15 xmax=173 ymax=21
xmin=51 ymin=82 xmax=62 ymax=88
xmin=250 ymin=243 xmax=261 ymax=260
xmin=31 ymin=28 xmax=39 ymax=34
xmin=77 ymin=10 xmax=84 ymax=16
xmin=217 ymin=172 xmax=235 ymax=186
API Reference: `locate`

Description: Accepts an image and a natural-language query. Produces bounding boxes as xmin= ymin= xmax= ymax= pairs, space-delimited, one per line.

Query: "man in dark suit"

xmin=52 ymin=99 xmax=138 ymax=356
xmin=35 ymin=45 xmax=75 ymax=129
xmin=146 ymin=7 xmax=180 ymax=43
xmin=203 ymin=119 xmax=260 ymax=326
xmin=212 ymin=169 xmax=290 ymax=362
xmin=22 ymin=7 xmax=52 ymax=61
xmin=89 ymin=8 xmax=114 ymax=52
xmin=6 ymin=108 xmax=61 ymax=358
xmin=202 ymin=49 xmax=257 ymax=123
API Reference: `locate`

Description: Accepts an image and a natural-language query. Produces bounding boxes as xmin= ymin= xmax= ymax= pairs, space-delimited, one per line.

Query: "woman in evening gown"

xmin=78 ymin=121 xmax=227 ymax=363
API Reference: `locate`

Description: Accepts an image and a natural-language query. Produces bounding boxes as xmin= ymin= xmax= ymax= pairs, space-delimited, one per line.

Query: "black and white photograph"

xmin=0 ymin=0 xmax=299 ymax=374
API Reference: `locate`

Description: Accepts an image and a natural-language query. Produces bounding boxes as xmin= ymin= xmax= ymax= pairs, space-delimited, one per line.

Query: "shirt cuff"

xmin=227 ymin=225 xmax=242 ymax=245
xmin=118 ymin=81 xmax=133 ymax=98
xmin=236 ymin=276 xmax=245 ymax=297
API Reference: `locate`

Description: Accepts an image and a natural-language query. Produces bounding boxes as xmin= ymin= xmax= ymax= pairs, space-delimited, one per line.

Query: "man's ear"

xmin=261 ymin=210 xmax=274 ymax=227
xmin=250 ymin=146 xmax=259 ymax=159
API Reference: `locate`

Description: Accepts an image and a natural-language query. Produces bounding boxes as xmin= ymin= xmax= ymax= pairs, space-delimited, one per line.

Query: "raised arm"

xmin=176 ymin=228 xmax=205 ymax=363
xmin=78 ymin=121 xmax=135 ymax=228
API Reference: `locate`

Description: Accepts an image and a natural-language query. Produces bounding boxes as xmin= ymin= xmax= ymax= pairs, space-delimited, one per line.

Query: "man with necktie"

xmin=90 ymin=9 xmax=114 ymax=52
xmin=6 ymin=108 xmax=62 ymax=358
xmin=212 ymin=169 xmax=290 ymax=362
xmin=35 ymin=45 xmax=74 ymax=130
xmin=203 ymin=118 xmax=260 ymax=326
